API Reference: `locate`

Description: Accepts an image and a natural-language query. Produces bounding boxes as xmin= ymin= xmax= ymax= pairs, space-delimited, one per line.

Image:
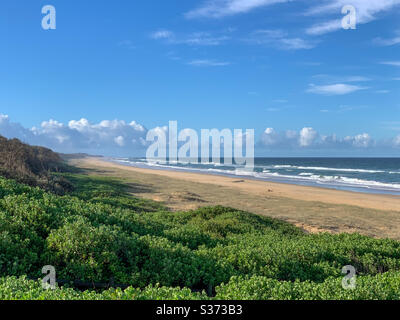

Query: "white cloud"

xmin=344 ymin=76 xmax=371 ymax=82
xmin=307 ymin=83 xmax=367 ymax=95
xmin=247 ymin=29 xmax=315 ymax=50
xmin=0 ymin=114 xmax=34 ymax=142
xmin=182 ymin=32 xmax=230 ymax=46
xmin=305 ymin=0 xmax=400 ymax=35
xmin=151 ymin=30 xmax=174 ymax=39
xmin=345 ymin=133 xmax=372 ymax=148
xmin=278 ymin=37 xmax=315 ymax=50
xmin=374 ymin=32 xmax=400 ymax=46
xmin=394 ymin=135 xmax=400 ymax=147
xmin=261 ymin=128 xmax=279 ymax=145
xmin=1 ymin=115 xmax=399 ymax=154
xmin=186 ymin=0 xmax=292 ymax=19
xmin=0 ymin=115 xmax=148 ymax=156
xmin=187 ymin=59 xmax=231 ymax=67
xmin=305 ymin=19 xmax=342 ymax=36
xmin=311 ymin=74 xmax=372 ymax=83
xmin=260 ymin=128 xmax=380 ymax=149
xmin=260 ymin=127 xmax=299 ymax=147
xmin=151 ymin=30 xmax=231 ymax=46
xmin=152 ymin=27 xmax=314 ymax=51
xmin=380 ymin=61 xmax=400 ymax=67
xmin=299 ymin=127 xmax=318 ymax=147
xmin=114 ymin=136 xmax=125 ymax=147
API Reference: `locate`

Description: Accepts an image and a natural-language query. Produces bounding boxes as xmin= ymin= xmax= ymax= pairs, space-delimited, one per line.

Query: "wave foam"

xmin=111 ymin=158 xmax=400 ymax=192
xmin=269 ymin=165 xmax=385 ymax=173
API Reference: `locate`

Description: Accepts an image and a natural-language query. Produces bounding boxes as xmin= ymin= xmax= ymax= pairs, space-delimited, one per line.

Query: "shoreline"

xmin=79 ymin=157 xmax=400 ymax=212
xmin=69 ymin=156 xmax=400 ymax=240
xmin=109 ymin=158 xmax=400 ymax=196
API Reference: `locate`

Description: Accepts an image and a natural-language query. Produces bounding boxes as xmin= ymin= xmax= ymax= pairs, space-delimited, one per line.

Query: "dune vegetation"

xmin=0 ymin=136 xmax=72 ymax=194
xmin=1 ymin=170 xmax=400 ymax=300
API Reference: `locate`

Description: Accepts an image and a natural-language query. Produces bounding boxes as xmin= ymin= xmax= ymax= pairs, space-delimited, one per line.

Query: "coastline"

xmin=69 ymin=156 xmax=400 ymax=239
xmin=110 ymin=158 xmax=400 ymax=196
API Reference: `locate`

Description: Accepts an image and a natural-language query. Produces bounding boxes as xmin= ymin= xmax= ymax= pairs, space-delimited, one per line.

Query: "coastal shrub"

xmin=3 ymin=273 xmax=400 ymax=300
xmin=215 ymin=272 xmax=400 ymax=300
xmin=45 ymin=217 xmax=142 ymax=284
xmin=0 ymin=276 xmax=208 ymax=300
xmin=1 ymin=174 xmax=400 ymax=299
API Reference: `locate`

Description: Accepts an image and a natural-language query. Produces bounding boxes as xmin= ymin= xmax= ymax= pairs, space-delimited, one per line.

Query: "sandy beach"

xmin=70 ymin=157 xmax=400 ymax=240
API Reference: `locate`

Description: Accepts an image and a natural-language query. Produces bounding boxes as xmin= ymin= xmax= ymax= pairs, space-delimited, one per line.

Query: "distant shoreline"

xmin=68 ymin=156 xmax=400 ymax=240
xmin=97 ymin=157 xmax=400 ymax=210
xmin=105 ymin=157 xmax=400 ymax=196
xmin=65 ymin=158 xmax=400 ymax=240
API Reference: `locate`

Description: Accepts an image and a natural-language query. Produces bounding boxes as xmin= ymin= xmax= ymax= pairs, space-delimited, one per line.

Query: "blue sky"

xmin=0 ymin=0 xmax=399 ymax=156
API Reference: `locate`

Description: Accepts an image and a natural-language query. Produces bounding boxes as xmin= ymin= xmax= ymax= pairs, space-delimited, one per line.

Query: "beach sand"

xmin=70 ymin=157 xmax=400 ymax=240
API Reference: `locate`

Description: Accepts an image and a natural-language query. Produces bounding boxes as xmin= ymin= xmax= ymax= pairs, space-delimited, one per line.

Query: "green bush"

xmin=215 ymin=272 xmax=400 ymax=300
xmin=1 ymin=174 xmax=400 ymax=300
xmin=0 ymin=276 xmax=208 ymax=300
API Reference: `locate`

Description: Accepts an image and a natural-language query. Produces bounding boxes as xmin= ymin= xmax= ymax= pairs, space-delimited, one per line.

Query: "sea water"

xmin=111 ymin=157 xmax=400 ymax=195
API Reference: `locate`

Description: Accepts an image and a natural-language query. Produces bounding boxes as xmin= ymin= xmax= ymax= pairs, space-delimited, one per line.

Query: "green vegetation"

xmin=1 ymin=170 xmax=400 ymax=300
xmin=0 ymin=136 xmax=72 ymax=194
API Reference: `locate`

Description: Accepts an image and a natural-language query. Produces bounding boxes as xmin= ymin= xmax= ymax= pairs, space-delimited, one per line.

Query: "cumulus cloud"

xmin=1 ymin=115 xmax=399 ymax=155
xmin=261 ymin=128 xmax=279 ymax=145
xmin=299 ymin=127 xmax=318 ymax=147
xmin=394 ymin=135 xmax=400 ymax=147
xmin=0 ymin=114 xmax=35 ymax=142
xmin=345 ymin=133 xmax=373 ymax=148
xmin=261 ymin=128 xmax=300 ymax=148
xmin=260 ymin=128 xmax=383 ymax=150
xmin=114 ymin=136 xmax=125 ymax=147
xmin=0 ymin=115 xmax=148 ymax=156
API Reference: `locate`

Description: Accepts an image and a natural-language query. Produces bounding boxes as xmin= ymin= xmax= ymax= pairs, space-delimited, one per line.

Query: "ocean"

xmin=111 ymin=157 xmax=400 ymax=195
